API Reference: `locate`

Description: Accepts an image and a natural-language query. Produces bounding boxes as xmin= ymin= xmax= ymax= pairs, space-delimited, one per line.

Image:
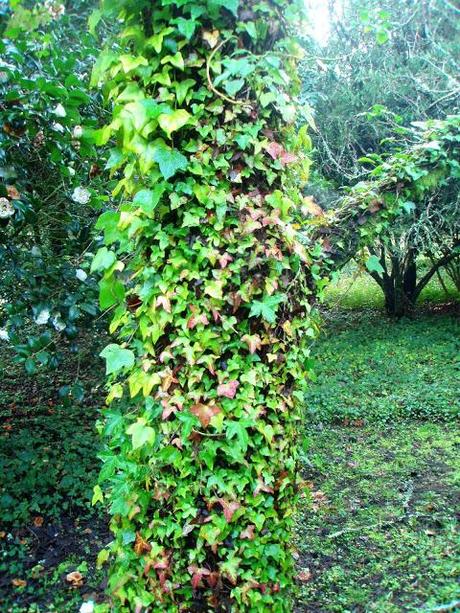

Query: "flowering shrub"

xmin=0 ymin=1 xmax=107 ymax=379
xmin=93 ymin=0 xmax=318 ymax=609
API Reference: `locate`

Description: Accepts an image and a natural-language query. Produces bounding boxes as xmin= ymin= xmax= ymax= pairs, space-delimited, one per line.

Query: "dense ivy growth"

xmin=92 ymin=0 xmax=316 ymax=609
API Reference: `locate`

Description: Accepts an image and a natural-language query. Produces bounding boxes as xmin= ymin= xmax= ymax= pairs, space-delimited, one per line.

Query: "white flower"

xmin=0 ymin=329 xmax=9 ymax=341
xmin=35 ymin=309 xmax=50 ymax=326
xmin=0 ymin=197 xmax=14 ymax=219
xmin=51 ymin=315 xmax=66 ymax=332
xmin=68 ymin=167 xmax=76 ymax=176
xmin=53 ymin=103 xmax=66 ymax=118
xmin=79 ymin=601 xmax=95 ymax=613
xmin=51 ymin=122 xmax=65 ymax=133
xmin=71 ymin=187 xmax=91 ymax=205
xmin=76 ymin=269 xmax=87 ymax=282
xmin=73 ymin=125 xmax=83 ymax=139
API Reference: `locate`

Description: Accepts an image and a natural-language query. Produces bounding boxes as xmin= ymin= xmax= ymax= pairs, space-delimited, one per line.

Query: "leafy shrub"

xmin=0 ymin=0 xmax=107 ymax=376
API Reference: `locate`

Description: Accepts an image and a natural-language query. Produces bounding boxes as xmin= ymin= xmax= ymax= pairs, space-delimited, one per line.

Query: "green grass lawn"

xmin=294 ymin=277 xmax=459 ymax=612
xmin=324 ymin=262 xmax=459 ymax=310
xmin=0 ymin=277 xmax=459 ymax=611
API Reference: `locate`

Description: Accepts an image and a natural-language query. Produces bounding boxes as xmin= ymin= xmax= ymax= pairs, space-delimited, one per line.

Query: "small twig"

xmin=206 ymin=38 xmax=249 ymax=107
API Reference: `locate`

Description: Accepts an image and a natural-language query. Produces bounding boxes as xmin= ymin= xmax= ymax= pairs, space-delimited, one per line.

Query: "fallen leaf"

xmin=12 ymin=578 xmax=27 ymax=588
xmin=66 ymin=571 xmax=84 ymax=587
xmin=33 ymin=516 xmax=44 ymax=528
xmin=297 ymin=568 xmax=312 ymax=582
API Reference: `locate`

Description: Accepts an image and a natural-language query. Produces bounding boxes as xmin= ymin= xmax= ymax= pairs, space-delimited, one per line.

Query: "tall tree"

xmin=92 ymin=0 xmax=315 ymax=609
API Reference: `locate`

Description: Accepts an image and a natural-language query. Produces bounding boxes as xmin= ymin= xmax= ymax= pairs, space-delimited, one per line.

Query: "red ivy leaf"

xmin=188 ymin=565 xmax=211 ymax=589
xmin=218 ymin=498 xmax=241 ymax=522
xmin=217 ymin=380 xmax=239 ymax=399
xmin=190 ymin=402 xmax=221 ymax=427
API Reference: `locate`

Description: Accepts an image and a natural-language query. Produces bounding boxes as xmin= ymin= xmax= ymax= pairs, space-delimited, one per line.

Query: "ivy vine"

xmin=92 ymin=0 xmax=316 ymax=610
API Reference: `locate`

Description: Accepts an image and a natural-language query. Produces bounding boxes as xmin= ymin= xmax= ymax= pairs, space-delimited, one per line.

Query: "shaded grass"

xmin=305 ymin=309 xmax=459 ymax=423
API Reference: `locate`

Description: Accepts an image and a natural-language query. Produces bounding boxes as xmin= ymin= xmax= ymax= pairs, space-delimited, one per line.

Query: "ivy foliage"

xmin=92 ymin=0 xmax=317 ymax=609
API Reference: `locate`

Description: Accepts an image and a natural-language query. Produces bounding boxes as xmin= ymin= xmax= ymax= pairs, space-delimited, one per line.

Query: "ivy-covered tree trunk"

xmin=93 ymin=0 xmax=314 ymax=610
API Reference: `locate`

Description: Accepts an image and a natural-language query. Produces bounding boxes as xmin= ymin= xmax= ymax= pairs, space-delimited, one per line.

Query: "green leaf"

xmin=224 ymin=79 xmax=244 ymax=97
xmin=100 ymin=343 xmax=135 ymax=375
xmin=176 ymin=18 xmax=196 ymax=40
xmin=158 ymin=109 xmax=191 ymax=138
xmin=161 ymin=51 xmax=184 ymax=70
xmin=92 ymin=485 xmax=104 ymax=505
xmin=365 ymin=255 xmax=385 ymax=277
xmin=133 ymin=184 xmax=165 ymax=215
xmin=96 ymin=211 xmax=121 ymax=245
xmin=91 ymin=247 xmax=116 ymax=272
xmin=153 ymin=143 xmax=188 ymax=180
xmin=376 ymin=29 xmax=389 ymax=45
xmin=126 ymin=419 xmax=155 ymax=449
xmin=249 ymin=293 xmax=285 ymax=323
xmin=88 ymin=8 xmax=102 ymax=35
xmin=99 ymin=277 xmax=125 ymax=309
xmin=209 ymin=0 xmax=239 ymax=17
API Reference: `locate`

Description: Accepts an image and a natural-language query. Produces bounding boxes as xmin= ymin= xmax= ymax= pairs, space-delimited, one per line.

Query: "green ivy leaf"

xmin=91 ymin=247 xmax=117 ymax=272
xmin=153 ymin=143 xmax=188 ymax=180
xmin=249 ymin=293 xmax=285 ymax=323
xmin=158 ymin=109 xmax=191 ymax=138
xmin=99 ymin=277 xmax=125 ymax=309
xmin=224 ymin=79 xmax=244 ymax=97
xmin=126 ymin=418 xmax=155 ymax=449
xmin=133 ymin=184 xmax=165 ymax=215
xmin=365 ymin=255 xmax=385 ymax=277
xmin=100 ymin=343 xmax=135 ymax=375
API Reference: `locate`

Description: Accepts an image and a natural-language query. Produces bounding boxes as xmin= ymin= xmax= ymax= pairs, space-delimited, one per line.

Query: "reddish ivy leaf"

xmin=242 ymin=334 xmax=262 ymax=354
xmin=188 ymin=565 xmax=211 ymax=589
xmin=190 ymin=402 xmax=221 ymax=427
xmin=240 ymin=524 xmax=255 ymax=540
xmin=217 ymin=380 xmax=239 ymax=398
xmin=217 ymin=498 xmax=241 ymax=522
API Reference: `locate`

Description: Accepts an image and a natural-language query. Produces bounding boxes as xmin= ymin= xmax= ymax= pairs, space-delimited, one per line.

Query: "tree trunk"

xmin=94 ymin=1 xmax=312 ymax=610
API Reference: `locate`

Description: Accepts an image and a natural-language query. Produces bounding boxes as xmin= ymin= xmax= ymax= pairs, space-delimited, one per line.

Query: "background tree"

xmin=301 ymin=0 xmax=460 ymax=315
xmin=308 ymin=117 xmax=460 ymax=316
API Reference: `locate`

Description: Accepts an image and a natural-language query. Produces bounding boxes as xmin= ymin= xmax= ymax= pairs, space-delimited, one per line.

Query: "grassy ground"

xmin=0 ymin=273 xmax=458 ymax=612
xmin=294 ymin=272 xmax=459 ymax=612
xmin=295 ymin=423 xmax=459 ymax=612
